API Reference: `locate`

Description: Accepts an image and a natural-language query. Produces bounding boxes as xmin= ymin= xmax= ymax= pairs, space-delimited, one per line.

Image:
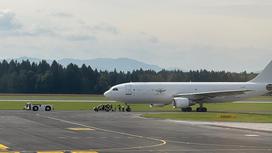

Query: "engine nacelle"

xmin=172 ymin=97 xmax=190 ymax=108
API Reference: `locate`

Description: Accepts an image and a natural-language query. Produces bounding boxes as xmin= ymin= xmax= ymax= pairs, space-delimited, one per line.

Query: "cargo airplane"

xmin=104 ymin=61 xmax=272 ymax=112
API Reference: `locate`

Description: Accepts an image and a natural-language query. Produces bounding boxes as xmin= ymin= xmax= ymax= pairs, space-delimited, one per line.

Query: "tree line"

xmin=0 ymin=60 xmax=257 ymax=94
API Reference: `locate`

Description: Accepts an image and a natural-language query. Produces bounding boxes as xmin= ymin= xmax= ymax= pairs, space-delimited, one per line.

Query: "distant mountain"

xmin=6 ymin=56 xmax=49 ymax=63
xmin=58 ymin=58 xmax=162 ymax=72
xmin=3 ymin=57 xmax=162 ymax=72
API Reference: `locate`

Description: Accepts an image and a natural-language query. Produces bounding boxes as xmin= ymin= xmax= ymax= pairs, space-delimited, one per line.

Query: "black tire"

xmin=93 ymin=107 xmax=98 ymax=112
xmin=45 ymin=106 xmax=51 ymax=111
xmin=32 ymin=106 xmax=39 ymax=111
xmin=202 ymin=107 xmax=207 ymax=112
xmin=196 ymin=107 xmax=207 ymax=112
xmin=126 ymin=107 xmax=131 ymax=112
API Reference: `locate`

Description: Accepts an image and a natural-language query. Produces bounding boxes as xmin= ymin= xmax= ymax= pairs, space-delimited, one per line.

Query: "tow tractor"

xmin=24 ymin=103 xmax=53 ymax=111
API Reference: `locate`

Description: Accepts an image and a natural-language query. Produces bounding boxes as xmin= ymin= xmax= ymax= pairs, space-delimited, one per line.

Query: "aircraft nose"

xmin=104 ymin=90 xmax=110 ymax=98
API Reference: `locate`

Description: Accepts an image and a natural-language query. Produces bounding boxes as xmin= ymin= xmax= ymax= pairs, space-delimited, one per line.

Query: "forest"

xmin=0 ymin=60 xmax=257 ymax=94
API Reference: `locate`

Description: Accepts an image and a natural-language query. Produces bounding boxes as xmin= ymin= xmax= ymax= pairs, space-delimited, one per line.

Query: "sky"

xmin=0 ymin=0 xmax=271 ymax=72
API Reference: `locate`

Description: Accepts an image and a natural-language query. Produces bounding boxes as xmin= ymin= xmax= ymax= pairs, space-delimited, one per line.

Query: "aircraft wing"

xmin=174 ymin=89 xmax=252 ymax=101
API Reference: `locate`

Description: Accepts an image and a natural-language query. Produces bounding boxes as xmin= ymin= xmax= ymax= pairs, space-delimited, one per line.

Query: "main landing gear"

xmin=181 ymin=103 xmax=207 ymax=112
xmin=196 ymin=103 xmax=207 ymax=112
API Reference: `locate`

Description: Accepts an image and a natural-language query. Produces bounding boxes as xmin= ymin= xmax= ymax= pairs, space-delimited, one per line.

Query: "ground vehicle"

xmin=24 ymin=103 xmax=53 ymax=111
xmin=93 ymin=104 xmax=113 ymax=112
xmin=93 ymin=104 xmax=131 ymax=112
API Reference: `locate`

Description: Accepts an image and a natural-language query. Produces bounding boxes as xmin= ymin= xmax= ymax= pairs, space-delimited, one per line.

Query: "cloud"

xmin=91 ymin=22 xmax=119 ymax=34
xmin=148 ymin=36 xmax=159 ymax=43
xmin=140 ymin=32 xmax=159 ymax=44
xmin=0 ymin=10 xmax=104 ymax=43
xmin=0 ymin=10 xmax=95 ymax=42
xmin=0 ymin=0 xmax=271 ymax=72
xmin=0 ymin=9 xmax=21 ymax=31
xmin=14 ymin=25 xmax=56 ymax=37
xmin=20 ymin=25 xmax=96 ymax=42
xmin=65 ymin=34 xmax=96 ymax=41
xmin=50 ymin=11 xmax=74 ymax=18
xmin=0 ymin=9 xmax=118 ymax=42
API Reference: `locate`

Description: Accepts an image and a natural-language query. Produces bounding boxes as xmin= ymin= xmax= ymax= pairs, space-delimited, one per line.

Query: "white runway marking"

xmin=245 ymin=134 xmax=259 ymax=137
xmin=166 ymin=119 xmax=272 ymax=132
xmin=36 ymin=114 xmax=167 ymax=151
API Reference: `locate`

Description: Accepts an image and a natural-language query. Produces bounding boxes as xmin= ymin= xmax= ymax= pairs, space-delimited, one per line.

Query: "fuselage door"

xmin=125 ymin=84 xmax=132 ymax=95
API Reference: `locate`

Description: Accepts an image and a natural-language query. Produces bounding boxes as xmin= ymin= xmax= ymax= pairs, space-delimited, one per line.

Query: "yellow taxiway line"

xmin=37 ymin=151 xmax=65 ymax=153
xmin=0 ymin=144 xmax=9 ymax=151
xmin=0 ymin=144 xmax=20 ymax=153
xmin=37 ymin=151 xmax=98 ymax=153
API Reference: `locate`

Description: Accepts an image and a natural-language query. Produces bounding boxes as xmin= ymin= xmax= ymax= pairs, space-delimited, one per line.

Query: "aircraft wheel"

xmin=126 ymin=106 xmax=131 ymax=112
xmin=196 ymin=107 xmax=207 ymax=112
xmin=32 ymin=106 xmax=39 ymax=111
xmin=45 ymin=106 xmax=52 ymax=111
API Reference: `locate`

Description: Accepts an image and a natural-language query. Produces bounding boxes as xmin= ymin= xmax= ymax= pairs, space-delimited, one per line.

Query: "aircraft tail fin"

xmin=250 ymin=60 xmax=272 ymax=83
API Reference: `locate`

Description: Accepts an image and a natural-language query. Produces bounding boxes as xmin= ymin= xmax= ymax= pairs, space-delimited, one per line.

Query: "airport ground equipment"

xmin=93 ymin=104 xmax=131 ymax=112
xmin=24 ymin=103 xmax=53 ymax=111
xmin=125 ymin=105 xmax=131 ymax=112
xmin=93 ymin=104 xmax=113 ymax=112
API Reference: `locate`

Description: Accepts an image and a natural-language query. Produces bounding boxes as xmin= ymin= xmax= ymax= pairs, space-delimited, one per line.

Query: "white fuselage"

xmin=104 ymin=60 xmax=272 ymax=109
xmin=104 ymin=82 xmax=268 ymax=105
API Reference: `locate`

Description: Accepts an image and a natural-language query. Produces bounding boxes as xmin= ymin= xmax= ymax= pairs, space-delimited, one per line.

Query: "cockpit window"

xmin=112 ymin=88 xmax=118 ymax=91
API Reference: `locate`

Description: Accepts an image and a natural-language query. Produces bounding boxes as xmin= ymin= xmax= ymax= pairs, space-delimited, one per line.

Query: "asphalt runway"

xmin=0 ymin=111 xmax=272 ymax=153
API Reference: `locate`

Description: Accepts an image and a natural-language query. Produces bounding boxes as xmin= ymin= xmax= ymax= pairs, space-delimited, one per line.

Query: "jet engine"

xmin=172 ymin=97 xmax=190 ymax=108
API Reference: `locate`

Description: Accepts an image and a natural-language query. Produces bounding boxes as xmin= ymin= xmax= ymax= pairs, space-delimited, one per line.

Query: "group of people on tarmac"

xmin=93 ymin=104 xmax=131 ymax=112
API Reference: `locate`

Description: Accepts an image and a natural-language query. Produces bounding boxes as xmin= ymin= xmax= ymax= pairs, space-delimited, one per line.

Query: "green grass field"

xmin=0 ymin=94 xmax=271 ymax=112
xmin=142 ymin=112 xmax=272 ymax=123
xmin=0 ymin=94 xmax=271 ymax=122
